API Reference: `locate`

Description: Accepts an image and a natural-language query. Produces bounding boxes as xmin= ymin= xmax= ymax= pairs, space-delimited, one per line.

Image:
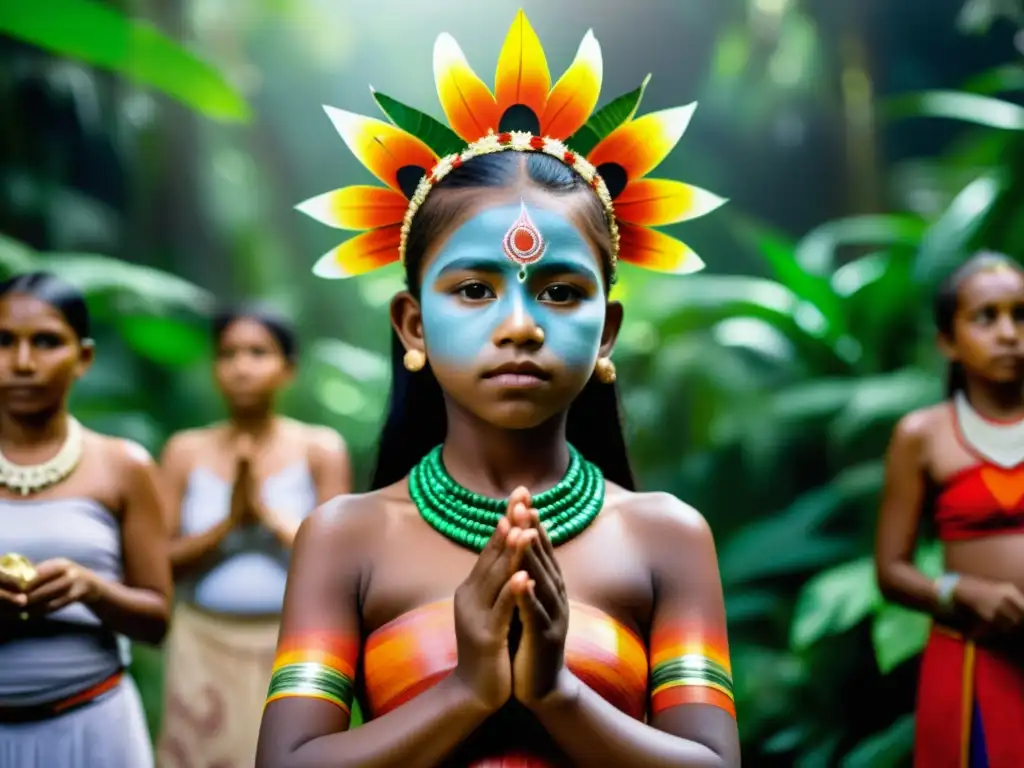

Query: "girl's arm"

xmin=255 ymin=498 xmax=493 ymax=768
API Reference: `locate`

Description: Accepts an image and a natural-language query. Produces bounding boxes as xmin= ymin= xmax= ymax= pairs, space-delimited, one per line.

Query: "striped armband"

xmin=265 ymin=633 xmax=358 ymax=714
xmin=649 ymin=627 xmax=735 ymax=718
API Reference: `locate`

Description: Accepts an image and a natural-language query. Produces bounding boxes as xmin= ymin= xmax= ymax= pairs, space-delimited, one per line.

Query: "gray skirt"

xmin=0 ymin=677 xmax=152 ymax=768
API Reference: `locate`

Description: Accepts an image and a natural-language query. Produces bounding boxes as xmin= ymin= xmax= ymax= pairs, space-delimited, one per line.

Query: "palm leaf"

xmin=0 ymin=0 xmax=250 ymax=122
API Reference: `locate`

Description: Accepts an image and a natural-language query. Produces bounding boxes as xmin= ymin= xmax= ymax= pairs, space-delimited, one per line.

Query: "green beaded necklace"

xmin=408 ymin=444 xmax=605 ymax=552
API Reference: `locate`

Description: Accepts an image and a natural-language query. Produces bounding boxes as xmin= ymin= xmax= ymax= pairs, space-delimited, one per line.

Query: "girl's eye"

xmin=33 ymin=333 xmax=63 ymax=348
xmin=539 ymin=284 xmax=582 ymax=304
xmin=974 ymin=307 xmax=997 ymax=323
xmin=457 ymin=282 xmax=495 ymax=301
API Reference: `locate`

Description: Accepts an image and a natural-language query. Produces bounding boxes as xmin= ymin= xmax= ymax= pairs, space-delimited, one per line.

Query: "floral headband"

xmin=297 ymin=10 xmax=726 ymax=281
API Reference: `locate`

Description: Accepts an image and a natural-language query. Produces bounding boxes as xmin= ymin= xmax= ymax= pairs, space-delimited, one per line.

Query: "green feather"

xmin=370 ymin=88 xmax=465 ymax=157
xmin=567 ymin=74 xmax=652 ymax=157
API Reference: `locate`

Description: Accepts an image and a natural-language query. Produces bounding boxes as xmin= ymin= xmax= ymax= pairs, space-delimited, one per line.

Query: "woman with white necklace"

xmin=876 ymin=252 xmax=1024 ymax=768
xmin=0 ymin=271 xmax=171 ymax=767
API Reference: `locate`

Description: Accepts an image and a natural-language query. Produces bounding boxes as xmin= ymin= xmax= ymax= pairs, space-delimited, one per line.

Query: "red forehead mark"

xmin=503 ymin=201 xmax=547 ymax=276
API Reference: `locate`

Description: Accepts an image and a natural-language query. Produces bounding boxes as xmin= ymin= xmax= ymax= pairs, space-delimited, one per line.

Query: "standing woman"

xmin=258 ymin=12 xmax=739 ymax=767
xmin=156 ymin=305 xmax=350 ymax=768
xmin=0 ymin=271 xmax=171 ymax=767
xmin=876 ymin=252 xmax=1024 ymax=768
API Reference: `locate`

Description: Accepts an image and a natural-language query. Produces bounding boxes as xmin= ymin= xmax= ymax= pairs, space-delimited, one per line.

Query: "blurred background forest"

xmin=2 ymin=0 xmax=1024 ymax=764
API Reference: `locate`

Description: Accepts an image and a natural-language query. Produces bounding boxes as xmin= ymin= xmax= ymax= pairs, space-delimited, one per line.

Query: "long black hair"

xmin=934 ymin=251 xmax=1024 ymax=396
xmin=369 ymin=151 xmax=636 ymax=491
xmin=212 ymin=302 xmax=299 ymax=364
xmin=0 ymin=271 xmax=91 ymax=340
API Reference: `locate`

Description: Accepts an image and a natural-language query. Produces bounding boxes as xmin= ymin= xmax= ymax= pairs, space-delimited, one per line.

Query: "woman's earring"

xmin=594 ymin=357 xmax=616 ymax=384
xmin=403 ymin=349 xmax=426 ymax=372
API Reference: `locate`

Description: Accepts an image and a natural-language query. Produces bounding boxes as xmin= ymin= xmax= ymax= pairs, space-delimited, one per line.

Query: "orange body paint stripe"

xmin=272 ymin=632 xmax=359 ymax=678
xmin=650 ymin=685 xmax=736 ymax=718
xmin=266 ymin=690 xmax=352 ymax=715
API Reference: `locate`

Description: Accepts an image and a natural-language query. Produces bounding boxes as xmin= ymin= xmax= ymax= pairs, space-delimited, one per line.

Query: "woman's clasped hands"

xmin=451 ymin=486 xmax=574 ymax=715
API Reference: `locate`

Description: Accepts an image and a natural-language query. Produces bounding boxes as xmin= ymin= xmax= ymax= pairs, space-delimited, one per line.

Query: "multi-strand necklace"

xmin=408 ymin=444 xmax=605 ymax=552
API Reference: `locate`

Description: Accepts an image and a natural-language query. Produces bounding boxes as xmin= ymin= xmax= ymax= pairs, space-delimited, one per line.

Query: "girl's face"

xmin=943 ymin=265 xmax=1024 ymax=386
xmin=215 ymin=318 xmax=292 ymax=411
xmin=394 ymin=192 xmax=621 ymax=430
xmin=0 ymin=293 xmax=92 ymax=417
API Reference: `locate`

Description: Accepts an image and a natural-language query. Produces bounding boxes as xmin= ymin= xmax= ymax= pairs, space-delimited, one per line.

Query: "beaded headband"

xmin=297 ymin=9 xmax=726 ymax=280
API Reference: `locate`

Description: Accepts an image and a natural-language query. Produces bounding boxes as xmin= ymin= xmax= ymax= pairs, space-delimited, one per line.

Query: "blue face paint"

xmin=420 ymin=202 xmax=606 ymax=372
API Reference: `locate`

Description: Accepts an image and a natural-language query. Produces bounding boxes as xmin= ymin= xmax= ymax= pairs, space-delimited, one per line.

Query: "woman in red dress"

xmin=876 ymin=252 xmax=1024 ymax=768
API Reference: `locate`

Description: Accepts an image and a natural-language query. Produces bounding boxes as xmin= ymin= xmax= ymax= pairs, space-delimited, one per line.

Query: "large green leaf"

xmin=0 ymin=234 xmax=39 ymax=275
xmin=729 ymin=213 xmax=847 ymax=337
xmin=312 ymin=339 xmax=389 ymax=383
xmin=790 ymin=556 xmax=881 ymax=650
xmin=44 ymin=255 xmax=214 ymax=316
xmin=0 ymin=0 xmax=250 ymax=122
xmin=886 ymin=90 xmax=1024 ymax=130
xmin=840 ymin=714 xmax=914 ymax=768
xmin=115 ymin=315 xmax=210 ymax=367
xmin=964 ymin=64 xmax=1024 ymax=96
xmin=567 ymin=75 xmax=651 ymax=157
xmin=868 ymin=544 xmax=941 ymax=674
xmin=720 ymin=463 xmax=881 ymax=585
xmin=794 ymin=214 xmax=928 ymax=276
xmin=914 ymin=172 xmax=1007 ymax=283
xmin=834 ymin=251 xmax=918 ymax=366
xmin=830 ymin=369 xmax=943 ymax=446
xmin=370 ymin=89 xmax=464 ymax=157
xmin=768 ymin=378 xmax=865 ymax=423
xmin=831 ymin=252 xmax=892 ymax=298
xmin=914 ymin=539 xmax=943 ymax=578
xmin=871 ymin=603 xmax=930 ymax=674
xmin=641 ymin=274 xmax=850 ymax=366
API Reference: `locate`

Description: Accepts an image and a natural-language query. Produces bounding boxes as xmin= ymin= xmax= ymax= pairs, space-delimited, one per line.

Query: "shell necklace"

xmin=0 ymin=416 xmax=85 ymax=495
xmin=954 ymin=391 xmax=1024 ymax=469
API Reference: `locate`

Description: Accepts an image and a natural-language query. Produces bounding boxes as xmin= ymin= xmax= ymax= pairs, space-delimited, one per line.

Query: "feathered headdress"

xmin=297 ymin=10 xmax=725 ymax=280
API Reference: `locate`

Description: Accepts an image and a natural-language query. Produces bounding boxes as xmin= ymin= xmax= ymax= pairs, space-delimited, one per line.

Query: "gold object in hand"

xmin=0 ymin=553 xmax=37 ymax=591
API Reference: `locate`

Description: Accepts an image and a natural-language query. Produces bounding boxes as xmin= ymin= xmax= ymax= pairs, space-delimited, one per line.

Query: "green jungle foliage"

xmin=2 ymin=0 xmax=1024 ymax=764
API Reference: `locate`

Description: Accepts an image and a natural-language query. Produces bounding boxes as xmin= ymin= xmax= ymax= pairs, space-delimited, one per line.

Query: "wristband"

xmin=934 ymin=572 xmax=961 ymax=613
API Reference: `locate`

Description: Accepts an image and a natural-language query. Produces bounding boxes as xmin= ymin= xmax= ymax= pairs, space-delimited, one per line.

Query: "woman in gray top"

xmin=0 ymin=271 xmax=172 ymax=768
xmin=156 ymin=305 xmax=350 ymax=768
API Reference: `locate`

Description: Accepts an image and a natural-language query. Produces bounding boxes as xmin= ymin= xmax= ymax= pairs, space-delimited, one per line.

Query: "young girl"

xmin=875 ymin=252 xmax=1024 ymax=768
xmin=0 ymin=271 xmax=171 ymax=767
xmin=257 ymin=11 xmax=739 ymax=768
xmin=156 ymin=305 xmax=350 ymax=768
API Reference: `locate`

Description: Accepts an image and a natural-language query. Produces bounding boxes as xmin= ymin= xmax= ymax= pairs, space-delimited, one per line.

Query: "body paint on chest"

xmin=420 ymin=202 xmax=606 ymax=371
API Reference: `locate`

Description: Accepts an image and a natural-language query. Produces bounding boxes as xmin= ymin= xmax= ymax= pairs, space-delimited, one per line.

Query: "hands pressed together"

xmin=452 ymin=487 xmax=574 ymax=714
xmin=229 ymin=434 xmax=295 ymax=539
